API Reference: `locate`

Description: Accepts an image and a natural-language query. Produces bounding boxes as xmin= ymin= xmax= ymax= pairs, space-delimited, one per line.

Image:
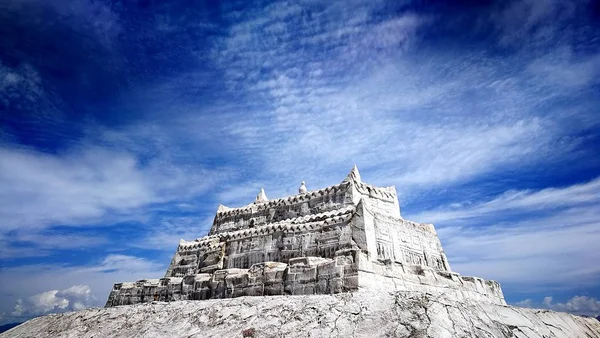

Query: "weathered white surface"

xmin=3 ymin=291 xmax=599 ymax=338
xmin=114 ymin=167 xmax=497 ymax=307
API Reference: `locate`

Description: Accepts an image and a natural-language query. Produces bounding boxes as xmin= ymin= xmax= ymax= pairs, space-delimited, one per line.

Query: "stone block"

xmin=290 ymin=283 xmax=315 ymax=295
xmin=264 ymin=283 xmax=284 ymax=295
xmin=343 ymin=275 xmax=359 ymax=290
xmin=317 ymin=261 xmax=342 ymax=279
xmin=294 ymin=267 xmax=317 ymax=283
xmin=329 ymin=277 xmax=343 ymax=293
xmin=263 ymin=262 xmax=287 ymax=281
xmin=316 ymin=279 xmax=329 ymax=294
xmin=225 ymin=272 xmax=249 ymax=289
xmin=248 ymin=264 xmax=264 ymax=278
xmin=244 ymin=284 xmax=264 ymax=296
xmin=230 ymin=287 xmax=246 ymax=298
xmin=284 ymin=273 xmax=297 ymax=283
xmin=198 ymin=287 xmax=211 ymax=300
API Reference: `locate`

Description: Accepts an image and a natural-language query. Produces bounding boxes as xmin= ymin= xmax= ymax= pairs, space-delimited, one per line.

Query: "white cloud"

xmin=516 ymin=295 xmax=600 ymax=317
xmin=0 ymin=61 xmax=42 ymax=95
xmin=208 ymin=54 xmax=579 ymax=196
xmin=515 ymin=299 xmax=534 ymax=308
xmin=0 ymin=145 xmax=228 ymax=232
xmin=442 ymin=217 xmax=600 ymax=291
xmin=0 ymin=254 xmax=167 ymax=324
xmin=10 ymin=285 xmax=95 ymax=319
xmin=0 ymin=127 xmax=236 ymax=258
xmin=544 ymin=296 xmax=600 ymax=317
xmin=1 ymin=0 xmax=596 ymax=220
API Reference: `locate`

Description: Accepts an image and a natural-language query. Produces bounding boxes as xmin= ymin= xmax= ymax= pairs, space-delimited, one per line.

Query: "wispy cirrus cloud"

xmin=193 ymin=0 xmax=599 ymax=201
xmin=443 ymin=215 xmax=600 ymax=291
xmin=0 ymin=0 xmax=599 ymax=324
xmin=527 ymin=48 xmax=600 ymax=89
xmin=131 ymin=215 xmax=216 ymax=251
xmin=0 ymin=231 xmax=107 ymax=259
xmin=410 ymin=177 xmax=600 ymax=224
xmin=412 ymin=178 xmax=600 ymax=293
xmin=492 ymin=0 xmax=581 ymax=47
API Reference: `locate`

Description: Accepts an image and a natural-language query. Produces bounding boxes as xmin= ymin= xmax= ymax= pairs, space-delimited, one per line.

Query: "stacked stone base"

xmin=106 ymin=249 xmax=504 ymax=307
xmin=106 ymin=249 xmax=359 ymax=307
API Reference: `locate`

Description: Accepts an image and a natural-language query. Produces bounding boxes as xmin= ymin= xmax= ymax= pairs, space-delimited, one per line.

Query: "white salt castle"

xmin=105 ymin=166 xmax=505 ymax=306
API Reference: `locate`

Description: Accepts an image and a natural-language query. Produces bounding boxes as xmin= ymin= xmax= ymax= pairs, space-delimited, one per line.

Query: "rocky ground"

xmin=2 ymin=290 xmax=599 ymax=338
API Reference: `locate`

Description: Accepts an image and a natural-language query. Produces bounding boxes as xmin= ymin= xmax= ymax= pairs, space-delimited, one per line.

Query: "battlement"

xmin=209 ymin=165 xmax=400 ymax=236
xmin=184 ymin=206 xmax=356 ymax=248
xmin=105 ymin=166 xmax=505 ymax=307
xmin=209 ymin=182 xmax=354 ymax=235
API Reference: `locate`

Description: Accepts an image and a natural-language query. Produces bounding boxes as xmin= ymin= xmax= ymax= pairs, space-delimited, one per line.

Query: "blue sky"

xmin=1 ymin=0 xmax=600 ymax=324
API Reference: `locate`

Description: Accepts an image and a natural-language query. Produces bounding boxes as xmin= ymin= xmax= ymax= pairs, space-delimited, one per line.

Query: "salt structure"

xmin=105 ymin=166 xmax=505 ymax=306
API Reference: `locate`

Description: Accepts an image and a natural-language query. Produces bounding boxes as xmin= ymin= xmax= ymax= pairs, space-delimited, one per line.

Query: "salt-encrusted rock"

xmin=3 ymin=290 xmax=599 ymax=338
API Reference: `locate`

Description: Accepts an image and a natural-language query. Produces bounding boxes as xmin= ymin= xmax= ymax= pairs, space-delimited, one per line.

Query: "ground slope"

xmin=2 ymin=291 xmax=599 ymax=338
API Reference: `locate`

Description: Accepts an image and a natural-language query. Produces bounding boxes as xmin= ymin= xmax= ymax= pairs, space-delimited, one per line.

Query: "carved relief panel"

xmin=376 ymin=241 xmax=393 ymax=261
xmin=374 ymin=219 xmax=394 ymax=261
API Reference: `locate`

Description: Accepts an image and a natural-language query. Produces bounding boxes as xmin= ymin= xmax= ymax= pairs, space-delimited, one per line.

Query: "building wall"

xmin=351 ymin=192 xmax=451 ymax=272
xmin=165 ymin=179 xmax=450 ymax=278
xmin=109 ymin=174 xmax=498 ymax=308
xmin=166 ymin=216 xmax=356 ymax=277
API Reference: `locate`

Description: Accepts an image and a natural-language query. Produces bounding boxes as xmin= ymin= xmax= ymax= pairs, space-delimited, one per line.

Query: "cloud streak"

xmin=0 ymin=145 xmax=229 ymax=231
xmin=411 ymin=176 xmax=600 ymax=224
xmin=413 ymin=177 xmax=600 ymax=293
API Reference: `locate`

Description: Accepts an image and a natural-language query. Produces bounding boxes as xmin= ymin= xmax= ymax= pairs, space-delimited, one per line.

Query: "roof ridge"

xmin=215 ymin=182 xmax=349 ymax=215
xmin=182 ymin=206 xmax=356 ymax=248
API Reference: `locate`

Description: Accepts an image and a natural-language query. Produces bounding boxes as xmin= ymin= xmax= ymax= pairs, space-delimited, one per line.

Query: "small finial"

xmin=343 ymin=165 xmax=361 ymax=183
xmin=217 ymin=204 xmax=231 ymax=212
xmin=299 ymin=181 xmax=307 ymax=193
xmin=255 ymin=188 xmax=268 ymax=203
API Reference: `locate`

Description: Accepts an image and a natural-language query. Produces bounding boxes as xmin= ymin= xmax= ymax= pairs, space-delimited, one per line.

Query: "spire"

xmin=299 ymin=181 xmax=307 ymax=194
xmin=217 ymin=204 xmax=231 ymax=212
xmin=255 ymin=188 xmax=268 ymax=203
xmin=342 ymin=164 xmax=362 ymax=183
